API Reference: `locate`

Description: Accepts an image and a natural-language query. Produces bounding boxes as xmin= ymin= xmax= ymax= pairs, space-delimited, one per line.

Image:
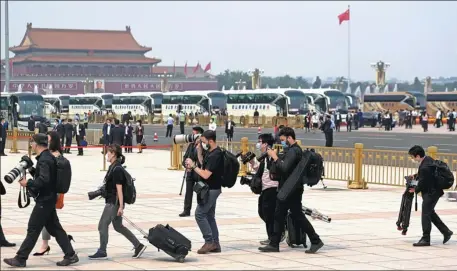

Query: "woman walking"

xmin=134 ymin=120 xmax=144 ymax=153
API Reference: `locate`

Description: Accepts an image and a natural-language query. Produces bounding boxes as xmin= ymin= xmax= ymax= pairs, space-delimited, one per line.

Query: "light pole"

xmin=4 ymin=0 xmax=10 ymax=93
xmin=370 ymin=60 xmax=390 ymax=87
xmin=158 ymin=72 xmax=172 ymax=92
xmin=248 ymin=68 xmax=264 ymax=89
xmin=235 ymin=79 xmax=246 ymax=90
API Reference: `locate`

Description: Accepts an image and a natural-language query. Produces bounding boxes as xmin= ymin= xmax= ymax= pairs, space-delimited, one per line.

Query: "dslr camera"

xmin=4 ymin=155 xmax=34 ymax=184
xmin=173 ymin=134 xmax=201 ymax=145
xmin=238 ymin=151 xmax=269 ymax=165
xmin=88 ymin=184 xmax=106 ymax=200
xmin=405 ymin=175 xmax=418 ymax=189
xmin=240 ymin=173 xmax=262 ymax=195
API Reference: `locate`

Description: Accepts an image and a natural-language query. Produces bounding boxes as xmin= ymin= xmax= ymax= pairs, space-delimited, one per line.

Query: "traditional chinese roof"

xmin=10 ymin=23 xmax=153 ymax=53
xmin=5 ymin=55 xmax=160 ymax=65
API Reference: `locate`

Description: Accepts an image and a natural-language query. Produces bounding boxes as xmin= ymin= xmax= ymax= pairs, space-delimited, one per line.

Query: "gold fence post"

xmin=168 ymin=144 xmax=179 ymax=170
xmin=348 ymin=143 xmax=368 ymax=189
xmin=238 ymin=137 xmax=249 ymax=176
xmin=427 ymin=146 xmax=438 ymax=159
xmin=296 ymin=140 xmax=302 ymax=148
xmin=28 ymin=141 xmax=32 ymax=157
xmin=244 ymin=116 xmax=250 ymax=128
xmin=261 ymin=115 xmax=266 ymax=128
xmin=101 ymin=145 xmax=107 ymax=171
xmin=10 ymin=127 xmax=19 ymax=153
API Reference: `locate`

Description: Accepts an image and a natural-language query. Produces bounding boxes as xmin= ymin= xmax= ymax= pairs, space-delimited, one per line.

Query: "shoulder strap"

xmin=18 ymin=187 xmax=31 ymax=209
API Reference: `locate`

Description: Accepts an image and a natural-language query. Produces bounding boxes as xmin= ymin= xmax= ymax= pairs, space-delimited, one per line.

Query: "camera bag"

xmin=220 ymin=148 xmax=240 ymax=188
xmin=286 ymin=211 xmax=307 ymax=248
xmin=431 ymin=160 xmax=455 ymax=190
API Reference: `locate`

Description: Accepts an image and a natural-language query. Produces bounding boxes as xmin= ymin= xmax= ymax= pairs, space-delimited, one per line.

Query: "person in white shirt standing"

xmin=208 ymin=119 xmax=217 ymax=133
xmin=311 ymin=113 xmax=319 ymax=134
xmin=166 ymin=114 xmax=174 ymax=138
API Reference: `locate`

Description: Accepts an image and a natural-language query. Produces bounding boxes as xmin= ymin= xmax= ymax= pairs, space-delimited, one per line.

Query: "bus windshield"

xmin=60 ymin=97 xmax=70 ymax=112
xmin=0 ymin=97 xmax=8 ymax=111
xmin=70 ymin=97 xmax=99 ymax=105
xmin=325 ymin=91 xmax=348 ymax=112
xmin=162 ymin=95 xmax=203 ymax=104
xmin=113 ymin=96 xmax=149 ymax=104
xmin=404 ymin=97 xmax=416 ymax=108
xmin=208 ymin=93 xmax=227 ymax=110
xmin=285 ymin=91 xmax=310 ymax=114
xmin=101 ymin=95 xmax=112 ymax=108
xmin=227 ymin=93 xmax=279 ymax=104
xmin=18 ymin=95 xmax=45 ymax=117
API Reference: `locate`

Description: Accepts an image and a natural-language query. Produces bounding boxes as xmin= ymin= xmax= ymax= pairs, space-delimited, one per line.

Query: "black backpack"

xmin=220 ymin=148 xmax=240 ymax=188
xmin=55 ymin=155 xmax=72 ymax=194
xmin=432 ymin=160 xmax=455 ymax=190
xmin=120 ymin=167 xmax=137 ymax=204
xmin=302 ymin=149 xmax=325 ymax=187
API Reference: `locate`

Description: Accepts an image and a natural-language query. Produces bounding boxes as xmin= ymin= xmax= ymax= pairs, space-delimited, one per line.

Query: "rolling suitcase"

xmin=285 ymin=211 xmax=307 ymax=248
xmin=396 ymin=187 xmax=416 ymax=235
xmin=124 ymin=217 xmax=191 ymax=263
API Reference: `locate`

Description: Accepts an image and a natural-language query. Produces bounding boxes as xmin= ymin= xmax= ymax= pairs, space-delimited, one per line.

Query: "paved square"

xmin=1 ymin=148 xmax=456 ymax=270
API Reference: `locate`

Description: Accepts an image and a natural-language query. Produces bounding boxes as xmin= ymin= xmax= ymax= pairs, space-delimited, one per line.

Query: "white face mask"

xmin=202 ymin=142 xmax=209 ymax=150
xmin=136 ymin=122 xmax=139 ymax=126
xmin=411 ymin=158 xmax=419 ymax=164
xmin=255 ymin=142 xmax=262 ymax=150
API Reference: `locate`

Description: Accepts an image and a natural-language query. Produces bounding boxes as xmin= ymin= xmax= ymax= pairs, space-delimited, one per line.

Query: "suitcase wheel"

xmin=303 ymin=243 xmax=307 ymax=248
xmin=176 ymin=256 xmax=185 ymax=263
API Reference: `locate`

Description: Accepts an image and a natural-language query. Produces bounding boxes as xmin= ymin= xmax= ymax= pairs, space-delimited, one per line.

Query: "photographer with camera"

xmin=407 ymin=145 xmax=453 ymax=247
xmin=185 ymin=130 xmax=224 ymax=254
xmin=259 ymin=127 xmax=324 ymax=254
xmin=3 ymin=134 xmax=78 ymax=268
xmin=248 ymin=133 xmax=286 ymax=245
xmin=179 ymin=126 xmax=204 ymax=217
xmin=88 ymin=144 xmax=146 ymax=260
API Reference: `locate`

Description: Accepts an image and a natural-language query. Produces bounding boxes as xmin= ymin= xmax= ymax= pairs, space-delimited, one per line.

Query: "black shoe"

xmin=3 ymin=258 xmax=26 ymax=267
xmin=88 ymin=251 xmax=108 ymax=260
xmin=259 ymin=239 xmax=270 ymax=245
xmin=68 ymin=235 xmax=75 ymax=242
xmin=258 ymin=244 xmax=279 ymax=252
xmin=443 ymin=231 xmax=453 ymax=244
xmin=132 ymin=244 xmax=146 ymax=259
xmin=413 ymin=238 xmax=431 ymax=247
xmin=179 ymin=211 xmax=190 ymax=217
xmin=0 ymin=153 xmax=7 ymax=156
xmin=305 ymin=241 xmax=324 ymax=254
xmin=33 ymin=246 xmax=50 ymax=256
xmin=56 ymin=254 xmax=79 ymax=266
xmin=0 ymin=240 xmax=16 ymax=247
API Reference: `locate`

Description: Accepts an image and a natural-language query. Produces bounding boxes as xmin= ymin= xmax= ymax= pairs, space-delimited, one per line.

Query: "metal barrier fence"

xmin=168 ymin=137 xmax=457 ymax=190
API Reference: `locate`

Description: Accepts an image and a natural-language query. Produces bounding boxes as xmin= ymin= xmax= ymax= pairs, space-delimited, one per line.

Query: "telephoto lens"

xmin=4 ymin=156 xmax=34 ymax=184
xmin=173 ymin=134 xmax=201 ymax=145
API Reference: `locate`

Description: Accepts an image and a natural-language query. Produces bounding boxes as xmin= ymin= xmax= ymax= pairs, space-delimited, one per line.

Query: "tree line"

xmin=215 ymin=70 xmax=457 ymax=93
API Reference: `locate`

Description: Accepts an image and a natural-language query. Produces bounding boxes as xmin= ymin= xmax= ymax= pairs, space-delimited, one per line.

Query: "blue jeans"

xmin=195 ymin=189 xmax=221 ymax=244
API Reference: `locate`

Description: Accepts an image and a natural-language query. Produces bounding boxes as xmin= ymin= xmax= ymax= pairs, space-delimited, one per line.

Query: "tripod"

xmin=179 ymin=171 xmax=187 ymax=196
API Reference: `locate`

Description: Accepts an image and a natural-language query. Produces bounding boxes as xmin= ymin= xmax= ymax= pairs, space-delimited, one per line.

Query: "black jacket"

xmin=56 ymin=123 xmax=65 ymax=138
xmin=322 ymin=119 xmax=333 ymax=133
xmin=182 ymin=143 xmax=199 ymax=180
xmin=28 ymin=149 xmax=57 ymax=204
xmin=273 ymin=143 xmax=303 ymax=188
xmin=0 ymin=124 xmax=6 ymax=141
xmin=110 ymin=126 xmax=125 ymax=146
xmin=28 ymin=119 xmax=35 ymax=131
xmin=124 ymin=125 xmax=133 ymax=138
xmin=225 ymin=121 xmax=235 ymax=134
xmin=38 ymin=123 xmax=48 ymax=134
xmin=64 ymin=123 xmax=74 ymax=138
xmin=73 ymin=123 xmax=86 ymax=137
xmin=416 ymin=156 xmax=443 ymax=196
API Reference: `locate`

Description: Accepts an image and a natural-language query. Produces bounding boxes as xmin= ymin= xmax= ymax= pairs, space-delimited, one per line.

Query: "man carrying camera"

xmin=259 ymin=127 xmax=324 ymax=254
xmin=185 ymin=130 xmax=223 ymax=254
xmin=249 ymin=133 xmax=284 ymax=245
xmin=408 ymin=145 xmax=453 ymax=246
xmin=179 ymin=126 xmax=204 ymax=217
xmin=3 ymin=134 xmax=78 ymax=267
xmin=89 ymin=144 xmax=146 ymax=260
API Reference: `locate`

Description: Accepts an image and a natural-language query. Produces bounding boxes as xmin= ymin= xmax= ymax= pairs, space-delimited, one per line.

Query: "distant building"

xmin=0 ymin=23 xmax=217 ymax=94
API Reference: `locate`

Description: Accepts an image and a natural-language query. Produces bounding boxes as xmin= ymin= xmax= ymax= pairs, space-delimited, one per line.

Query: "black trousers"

xmin=0 ymin=138 xmax=6 ymax=154
xmin=65 ymin=137 xmax=72 ymax=153
xmin=270 ymin=188 xmax=320 ymax=246
xmin=60 ymin=136 xmax=65 ymax=148
xmin=354 ymin=120 xmax=358 ymax=130
xmin=180 ymin=122 xmax=185 ymax=134
xmin=421 ymin=192 xmax=450 ymax=239
xmin=183 ymin=175 xmax=195 ymax=213
xmin=16 ymin=201 xmax=75 ymax=261
xmin=324 ymin=131 xmax=333 ymax=147
xmin=346 ymin=121 xmax=352 ymax=132
xmin=335 ymin=121 xmax=341 ymax=132
xmin=258 ymin=187 xmax=277 ymax=239
xmin=75 ymin=135 xmax=83 ymax=155
xmin=124 ymin=136 xmax=133 ymax=152
xmin=166 ymin=125 xmax=173 ymax=137
xmin=226 ymin=132 xmax=233 ymax=142
xmin=0 ymin=197 xmax=6 ymax=242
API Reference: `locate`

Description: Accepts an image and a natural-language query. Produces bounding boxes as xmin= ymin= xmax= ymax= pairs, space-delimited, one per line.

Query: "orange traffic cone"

xmin=153 ymin=132 xmax=158 ymax=142
xmin=257 ymin=126 xmax=262 ymax=134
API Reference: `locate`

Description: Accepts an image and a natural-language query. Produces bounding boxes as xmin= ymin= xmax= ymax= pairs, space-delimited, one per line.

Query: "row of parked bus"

xmin=1 ymin=90 xmax=456 ymax=130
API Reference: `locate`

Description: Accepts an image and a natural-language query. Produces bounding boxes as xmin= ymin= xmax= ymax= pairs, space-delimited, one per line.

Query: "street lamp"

xmin=248 ymin=68 xmax=264 ymax=89
xmin=158 ymin=72 xmax=173 ymax=92
xmin=370 ymin=60 xmax=390 ymax=87
xmin=82 ymin=77 xmax=94 ymax=93
xmin=235 ymin=79 xmax=246 ymax=90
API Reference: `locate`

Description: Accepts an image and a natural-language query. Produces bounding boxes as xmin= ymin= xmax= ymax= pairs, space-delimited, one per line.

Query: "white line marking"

xmin=298 ymin=138 xmax=349 ymax=142
xmin=373 ymin=146 xmax=452 ymax=152
xmin=347 ymin=137 xmax=403 ymax=141
xmin=435 ymin=144 xmax=457 ymax=147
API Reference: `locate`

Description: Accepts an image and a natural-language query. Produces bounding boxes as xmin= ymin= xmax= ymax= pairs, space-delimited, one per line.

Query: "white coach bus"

xmin=161 ymin=92 xmax=212 ymax=117
xmin=43 ymin=94 xmax=70 ymax=115
xmin=69 ymin=93 xmax=113 ymax=115
xmin=224 ymin=89 xmax=289 ymax=117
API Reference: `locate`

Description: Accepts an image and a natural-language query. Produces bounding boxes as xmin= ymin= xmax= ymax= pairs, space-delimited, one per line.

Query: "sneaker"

xmin=88 ymin=251 xmax=108 ymax=260
xmin=132 ymin=244 xmax=146 ymax=258
xmin=57 ymin=254 xmax=79 ymax=266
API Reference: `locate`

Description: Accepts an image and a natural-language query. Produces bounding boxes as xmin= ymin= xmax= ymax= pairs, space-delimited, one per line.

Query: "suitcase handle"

xmin=123 ymin=216 xmax=148 ymax=238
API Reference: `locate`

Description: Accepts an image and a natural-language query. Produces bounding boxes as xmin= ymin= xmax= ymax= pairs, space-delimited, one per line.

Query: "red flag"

xmin=204 ymin=62 xmax=211 ymax=72
xmin=193 ymin=62 xmax=200 ymax=73
xmin=338 ymin=8 xmax=350 ymax=25
xmin=184 ymin=62 xmax=188 ymax=75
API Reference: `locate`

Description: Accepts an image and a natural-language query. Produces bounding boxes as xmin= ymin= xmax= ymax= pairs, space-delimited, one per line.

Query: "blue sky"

xmin=1 ymin=1 xmax=456 ymax=81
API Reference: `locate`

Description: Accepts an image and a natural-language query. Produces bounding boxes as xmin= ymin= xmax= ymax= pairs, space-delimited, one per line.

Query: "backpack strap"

xmin=18 ymin=187 xmax=31 ymax=209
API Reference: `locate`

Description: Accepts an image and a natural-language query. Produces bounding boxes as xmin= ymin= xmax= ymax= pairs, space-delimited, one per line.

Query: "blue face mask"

xmin=281 ymin=141 xmax=288 ymax=149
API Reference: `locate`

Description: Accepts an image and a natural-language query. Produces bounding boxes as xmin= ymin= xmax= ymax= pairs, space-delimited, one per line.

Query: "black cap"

xmin=31 ymin=133 xmax=48 ymax=147
xmin=192 ymin=126 xmax=204 ymax=134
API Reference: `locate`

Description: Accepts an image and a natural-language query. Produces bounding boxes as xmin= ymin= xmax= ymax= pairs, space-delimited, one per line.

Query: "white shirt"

xmin=107 ymin=125 xmax=111 ymax=135
xmin=312 ymin=115 xmax=319 ymax=123
xmin=436 ymin=111 xmax=441 ymax=119
xmin=167 ymin=117 xmax=174 ymax=125
xmin=227 ymin=121 xmax=231 ymax=130
xmin=125 ymin=125 xmax=128 ymax=135
xmin=76 ymin=124 xmax=80 ymax=136
xmin=209 ymin=122 xmax=217 ymax=131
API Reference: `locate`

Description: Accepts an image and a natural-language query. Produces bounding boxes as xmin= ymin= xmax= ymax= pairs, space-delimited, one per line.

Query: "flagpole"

xmin=4 ymin=0 xmax=10 ymax=92
xmin=347 ymin=5 xmax=351 ymax=91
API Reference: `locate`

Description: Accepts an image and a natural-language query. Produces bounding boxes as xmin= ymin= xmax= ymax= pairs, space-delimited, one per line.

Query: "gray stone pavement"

xmin=1 ymin=149 xmax=456 ymax=270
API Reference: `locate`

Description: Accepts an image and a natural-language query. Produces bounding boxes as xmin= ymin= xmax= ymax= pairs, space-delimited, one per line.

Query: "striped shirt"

xmin=251 ymin=159 xmax=278 ymax=191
